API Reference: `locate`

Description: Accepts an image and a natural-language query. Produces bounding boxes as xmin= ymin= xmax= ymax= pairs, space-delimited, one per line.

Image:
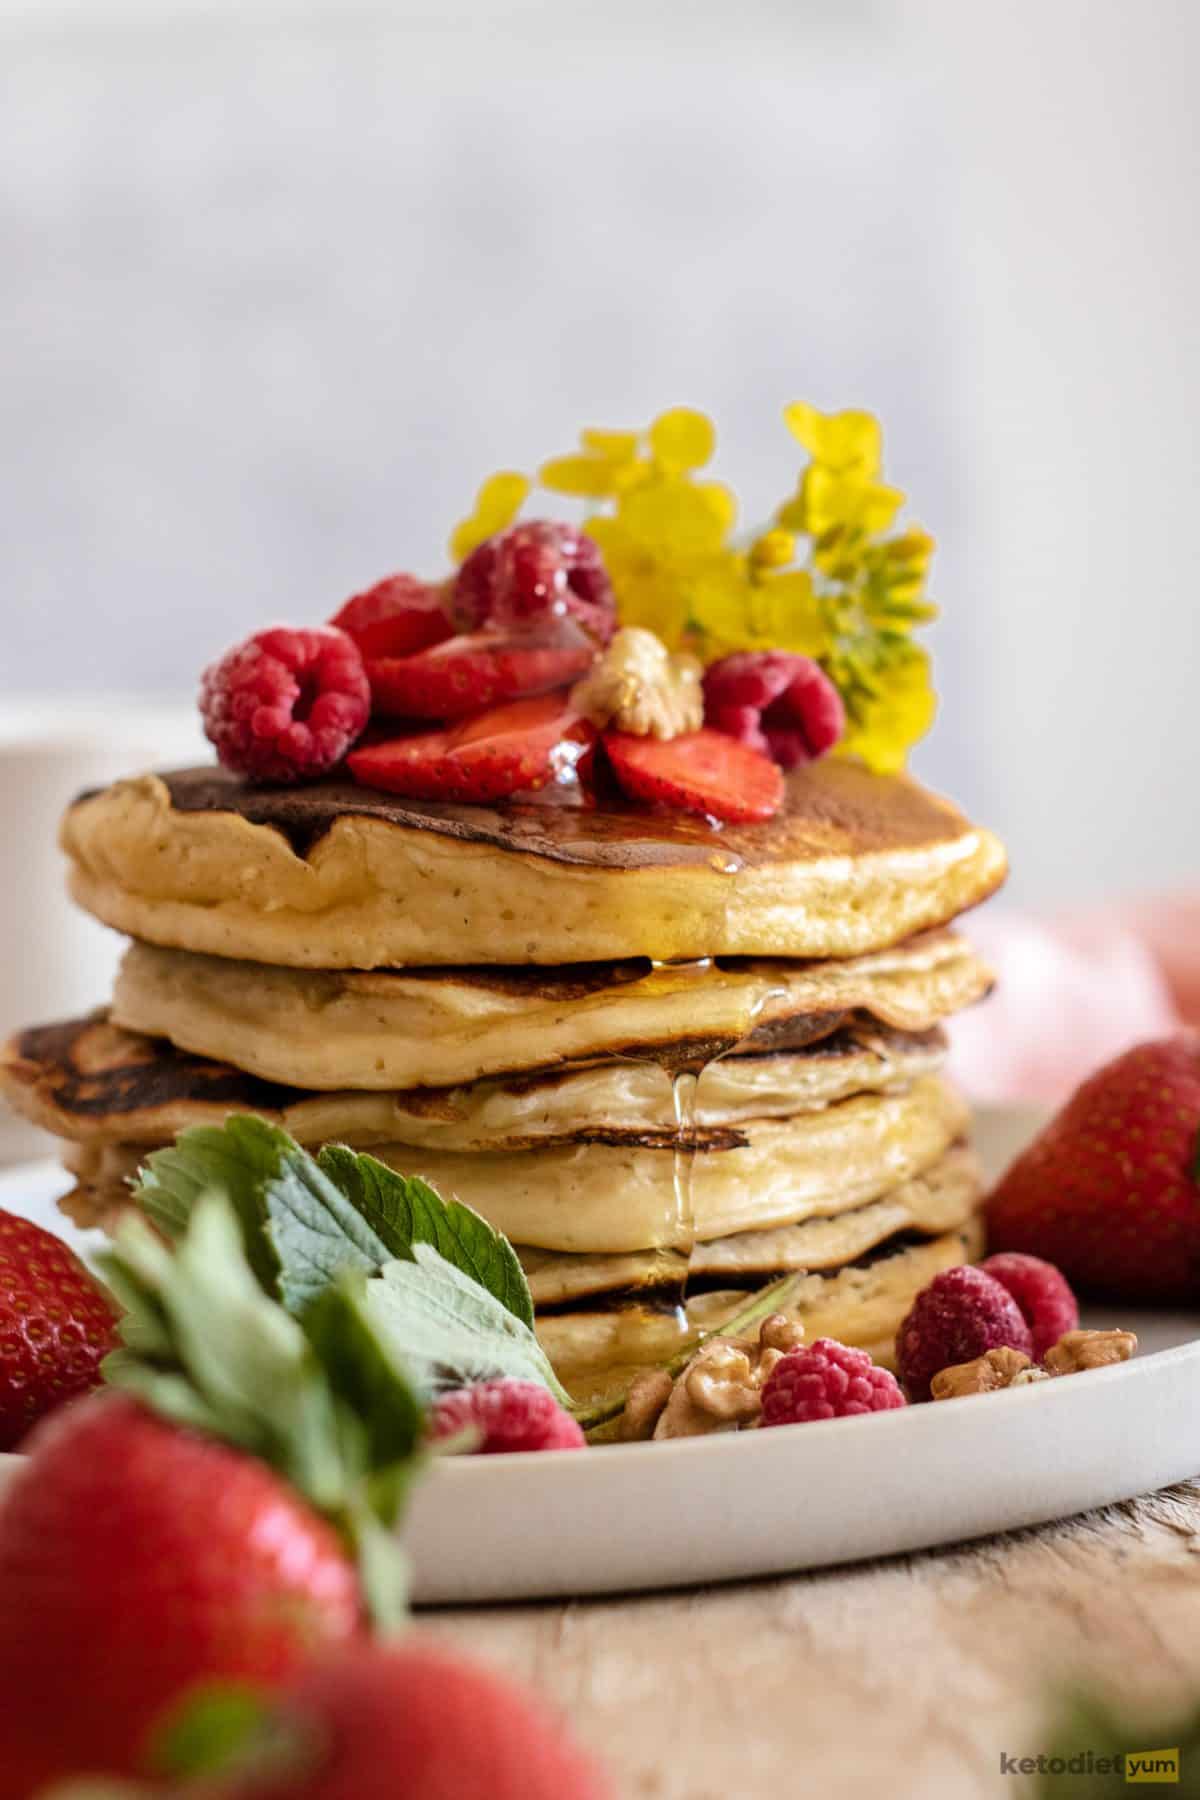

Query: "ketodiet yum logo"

xmin=1000 ymin=1747 xmax=1181 ymax=1783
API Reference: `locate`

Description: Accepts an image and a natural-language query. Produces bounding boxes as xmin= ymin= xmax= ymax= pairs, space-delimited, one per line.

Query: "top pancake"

xmin=61 ymin=760 xmax=1007 ymax=968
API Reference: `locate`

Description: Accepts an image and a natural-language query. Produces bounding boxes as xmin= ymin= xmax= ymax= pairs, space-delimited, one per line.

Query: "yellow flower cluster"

xmin=447 ymin=404 xmax=938 ymax=772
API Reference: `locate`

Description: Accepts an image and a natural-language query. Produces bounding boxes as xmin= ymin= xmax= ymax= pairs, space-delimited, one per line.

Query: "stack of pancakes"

xmin=1 ymin=758 xmax=1006 ymax=1402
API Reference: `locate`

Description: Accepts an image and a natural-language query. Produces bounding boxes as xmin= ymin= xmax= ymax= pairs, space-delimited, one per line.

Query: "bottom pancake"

xmin=540 ymin=1213 xmax=986 ymax=1405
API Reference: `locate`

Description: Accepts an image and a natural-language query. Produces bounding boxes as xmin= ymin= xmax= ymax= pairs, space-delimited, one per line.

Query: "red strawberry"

xmin=348 ymin=693 xmax=595 ymax=804
xmin=329 ymin=573 xmax=452 ymax=660
xmin=366 ymin=631 xmax=593 ymax=720
xmin=198 ymin=1641 xmax=612 ymax=1800
xmin=0 ymin=1392 xmax=363 ymax=1791
xmin=987 ymin=1034 xmax=1200 ymax=1302
xmin=603 ymin=727 xmax=784 ymax=824
xmin=0 ymin=1207 xmax=118 ymax=1450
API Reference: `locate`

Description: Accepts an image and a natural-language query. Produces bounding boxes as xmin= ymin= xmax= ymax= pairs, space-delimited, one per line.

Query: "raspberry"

xmin=703 ymin=651 xmax=845 ymax=768
xmin=429 ymin=1379 xmax=586 ymax=1453
xmin=895 ymin=1266 xmax=1034 ymax=1401
xmin=978 ymin=1253 xmax=1080 ymax=1359
xmin=454 ymin=522 xmax=616 ymax=644
xmin=200 ymin=625 xmax=370 ymax=783
xmin=759 ymin=1338 xmax=906 ymax=1426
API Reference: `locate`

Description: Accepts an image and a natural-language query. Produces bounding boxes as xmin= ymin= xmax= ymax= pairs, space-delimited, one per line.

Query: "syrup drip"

xmin=609 ymin=956 xmax=793 ymax=1356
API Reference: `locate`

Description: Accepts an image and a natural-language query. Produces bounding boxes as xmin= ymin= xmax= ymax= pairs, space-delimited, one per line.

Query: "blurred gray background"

xmin=2 ymin=0 xmax=1197 ymax=905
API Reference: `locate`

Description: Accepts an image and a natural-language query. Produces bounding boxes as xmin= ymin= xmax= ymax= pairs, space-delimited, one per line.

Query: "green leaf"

xmin=302 ymin=1276 xmax=426 ymax=1480
xmin=103 ymin=1201 xmax=346 ymax=1509
xmin=364 ymin=1244 xmax=571 ymax=1404
xmin=318 ymin=1146 xmax=535 ymax=1329
xmin=134 ymin=1118 xmax=288 ymax=1294
xmin=133 ymin=1117 xmax=397 ymax=1314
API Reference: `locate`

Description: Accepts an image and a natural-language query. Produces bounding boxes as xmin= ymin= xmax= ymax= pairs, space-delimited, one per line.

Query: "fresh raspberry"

xmin=0 ymin=1208 xmax=119 ymax=1450
xmin=760 ymin=1338 xmax=906 ymax=1426
xmin=200 ymin=626 xmax=370 ymax=783
xmin=603 ymin=726 xmax=784 ymax=824
xmin=978 ymin=1252 xmax=1080 ymax=1359
xmin=329 ymin=572 xmax=452 ymax=659
xmin=895 ymin=1266 xmax=1034 ymax=1401
xmin=454 ymin=522 xmax=616 ymax=644
xmin=429 ymin=1379 xmax=585 ymax=1453
xmin=703 ymin=651 xmax=845 ymax=768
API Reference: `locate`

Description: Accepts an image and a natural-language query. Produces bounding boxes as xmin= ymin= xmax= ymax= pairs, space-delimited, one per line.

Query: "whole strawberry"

xmin=205 ymin=1641 xmax=612 ymax=1800
xmin=987 ymin=1034 xmax=1200 ymax=1302
xmin=0 ymin=1393 xmax=363 ymax=1792
xmin=0 ymin=1206 xmax=118 ymax=1449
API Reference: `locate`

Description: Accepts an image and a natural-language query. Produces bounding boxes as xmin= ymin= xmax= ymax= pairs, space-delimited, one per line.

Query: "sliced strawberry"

xmin=330 ymin=574 xmax=453 ymax=660
xmin=348 ymin=692 xmax=596 ymax=803
xmin=367 ymin=632 xmax=594 ymax=720
xmin=603 ymin=727 xmax=784 ymax=824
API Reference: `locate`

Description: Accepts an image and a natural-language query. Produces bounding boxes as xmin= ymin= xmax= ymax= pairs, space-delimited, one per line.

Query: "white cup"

xmin=0 ymin=696 xmax=205 ymax=1164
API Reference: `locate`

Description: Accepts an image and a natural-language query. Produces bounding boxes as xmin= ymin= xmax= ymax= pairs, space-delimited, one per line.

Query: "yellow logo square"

xmin=1125 ymin=1746 xmax=1180 ymax=1784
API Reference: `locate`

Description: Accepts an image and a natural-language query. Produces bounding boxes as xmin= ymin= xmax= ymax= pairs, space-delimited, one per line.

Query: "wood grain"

xmin=423 ymin=1483 xmax=1200 ymax=1799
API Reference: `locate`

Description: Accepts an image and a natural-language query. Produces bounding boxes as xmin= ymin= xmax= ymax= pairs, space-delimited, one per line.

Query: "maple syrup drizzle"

xmin=607 ymin=956 xmax=792 ymax=1349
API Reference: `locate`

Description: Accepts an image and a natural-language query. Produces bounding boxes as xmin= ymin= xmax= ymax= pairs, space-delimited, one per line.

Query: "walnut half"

xmin=931 ymin=1346 xmax=1046 ymax=1399
xmin=1044 ymin=1328 xmax=1138 ymax=1375
xmin=650 ymin=1313 xmax=807 ymax=1440
xmin=571 ymin=628 xmax=704 ymax=739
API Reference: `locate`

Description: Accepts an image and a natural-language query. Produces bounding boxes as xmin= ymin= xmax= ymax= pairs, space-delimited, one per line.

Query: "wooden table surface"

xmin=425 ymin=1481 xmax=1200 ymax=1799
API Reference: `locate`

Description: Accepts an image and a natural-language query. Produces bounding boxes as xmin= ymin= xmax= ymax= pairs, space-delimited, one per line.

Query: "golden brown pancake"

xmin=108 ymin=932 xmax=991 ymax=1091
xmin=520 ymin=1145 xmax=980 ymax=1303
xmin=62 ymin=760 xmax=1007 ymax=968
xmin=55 ymin=1073 xmax=969 ymax=1254
xmin=0 ymin=1012 xmax=947 ymax=1150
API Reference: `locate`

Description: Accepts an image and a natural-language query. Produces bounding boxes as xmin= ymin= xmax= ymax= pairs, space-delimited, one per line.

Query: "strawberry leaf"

xmin=134 ymin=1120 xmax=536 ymax=1331
xmin=316 ymin=1146 xmax=535 ymax=1329
xmin=134 ymin=1117 xmax=396 ymax=1310
xmin=365 ymin=1244 xmax=571 ymax=1405
xmin=129 ymin=1115 xmax=561 ymax=1418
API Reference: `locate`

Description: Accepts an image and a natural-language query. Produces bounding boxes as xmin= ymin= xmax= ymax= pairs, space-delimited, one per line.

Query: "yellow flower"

xmin=783 ymin=403 xmax=882 ymax=477
xmin=647 ymin=407 xmax=716 ymax=473
xmin=748 ymin=528 xmax=797 ymax=572
xmin=580 ymin=428 xmax=640 ymax=461
xmin=838 ymin=643 xmax=937 ymax=774
xmin=585 ymin=472 xmax=742 ymax=654
xmin=449 ymin=471 xmax=530 ymax=563
xmin=538 ymin=454 xmax=623 ymax=499
xmin=778 ymin=464 xmax=905 ymax=538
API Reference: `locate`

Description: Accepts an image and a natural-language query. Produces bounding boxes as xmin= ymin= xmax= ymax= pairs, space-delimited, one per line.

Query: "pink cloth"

xmin=946 ymin=893 xmax=1199 ymax=1108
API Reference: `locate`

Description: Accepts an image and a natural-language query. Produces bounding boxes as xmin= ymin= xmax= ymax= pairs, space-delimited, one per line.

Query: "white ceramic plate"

xmin=1 ymin=1126 xmax=1198 ymax=1604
